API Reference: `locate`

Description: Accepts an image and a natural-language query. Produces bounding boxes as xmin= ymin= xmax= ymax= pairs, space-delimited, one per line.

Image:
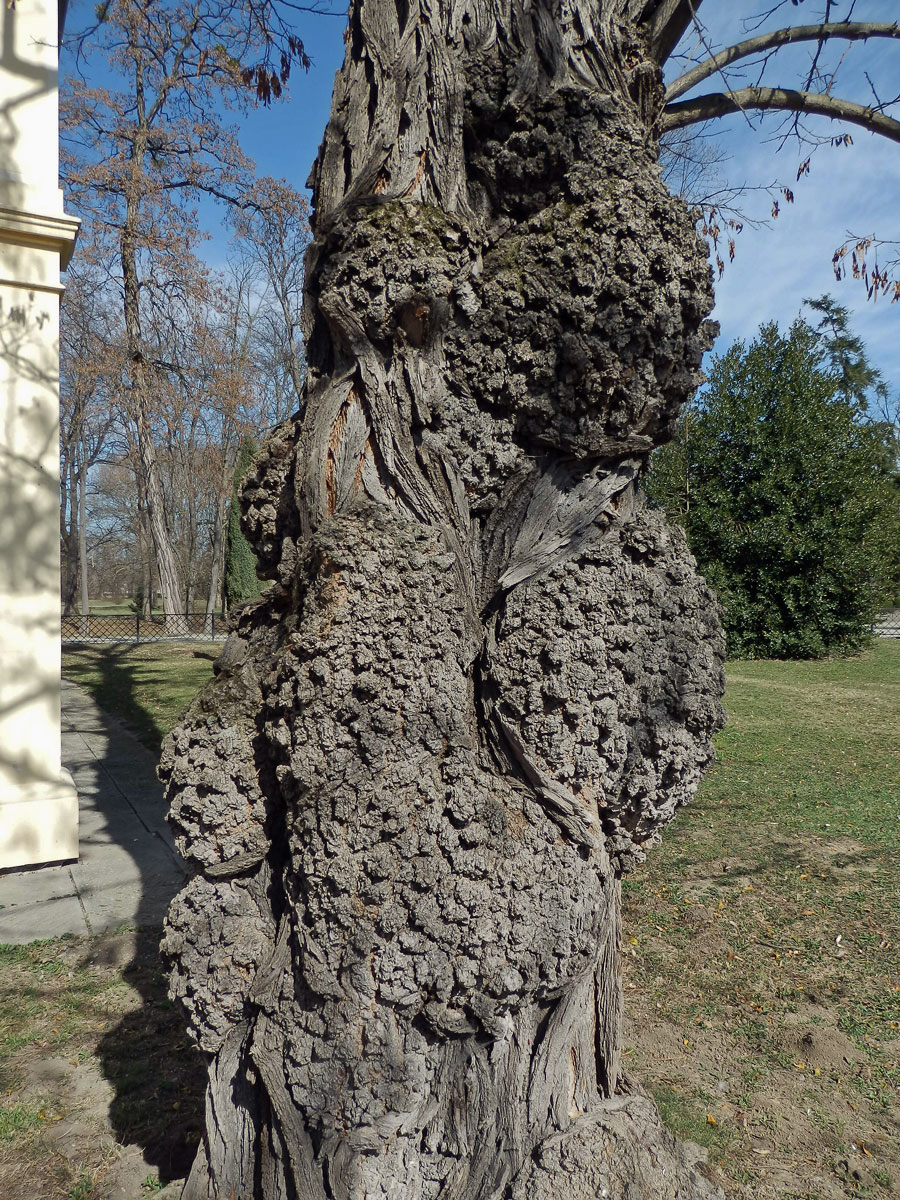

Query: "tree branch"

xmin=661 ymin=87 xmax=900 ymax=145
xmin=638 ymin=0 xmax=706 ymax=67
xmin=667 ymin=23 xmax=900 ymax=102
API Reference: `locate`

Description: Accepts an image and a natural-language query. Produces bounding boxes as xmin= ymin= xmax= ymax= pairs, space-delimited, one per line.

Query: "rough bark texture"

xmin=161 ymin=1 xmax=726 ymax=1196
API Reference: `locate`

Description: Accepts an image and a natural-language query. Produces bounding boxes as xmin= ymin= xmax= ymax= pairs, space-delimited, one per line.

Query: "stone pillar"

xmin=0 ymin=0 xmax=80 ymax=869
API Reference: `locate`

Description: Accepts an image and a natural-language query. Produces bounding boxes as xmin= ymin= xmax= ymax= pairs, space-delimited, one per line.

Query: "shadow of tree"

xmin=64 ymin=643 xmax=218 ymax=754
xmin=60 ymin=644 xmax=219 ymax=1185
xmin=91 ymin=928 xmax=205 ymax=1182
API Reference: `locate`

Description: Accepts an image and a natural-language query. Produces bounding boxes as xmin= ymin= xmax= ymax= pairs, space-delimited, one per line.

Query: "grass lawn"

xmin=81 ymin=602 xmax=139 ymax=615
xmin=62 ymin=642 xmax=218 ymax=754
xmin=0 ymin=934 xmax=203 ymax=1198
xmin=1 ymin=639 xmax=896 ymax=1197
xmin=623 ymin=639 xmax=900 ymax=1199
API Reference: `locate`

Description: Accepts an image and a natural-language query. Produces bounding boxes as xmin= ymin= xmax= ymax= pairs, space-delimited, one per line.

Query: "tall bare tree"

xmin=62 ymin=0 xmax=310 ymax=627
xmin=159 ymin=4 xmax=900 ymax=1198
xmin=231 ymin=175 xmax=312 ymax=420
xmin=59 ymin=267 xmax=121 ymax=620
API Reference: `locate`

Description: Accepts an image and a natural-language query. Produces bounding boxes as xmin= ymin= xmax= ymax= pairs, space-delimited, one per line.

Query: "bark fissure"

xmin=162 ymin=1 xmax=727 ymax=1196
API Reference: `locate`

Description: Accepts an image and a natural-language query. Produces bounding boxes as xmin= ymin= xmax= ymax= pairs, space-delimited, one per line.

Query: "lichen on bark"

xmin=161 ymin=1 xmax=727 ymax=1196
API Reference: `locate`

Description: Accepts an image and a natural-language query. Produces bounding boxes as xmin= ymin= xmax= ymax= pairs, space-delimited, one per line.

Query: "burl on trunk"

xmin=160 ymin=1 xmax=726 ymax=1196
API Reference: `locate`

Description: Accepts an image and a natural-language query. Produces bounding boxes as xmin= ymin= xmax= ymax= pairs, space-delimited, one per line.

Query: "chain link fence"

xmin=61 ymin=612 xmax=226 ymax=643
xmin=62 ymin=610 xmax=899 ymax=644
xmin=874 ymin=608 xmax=900 ymax=639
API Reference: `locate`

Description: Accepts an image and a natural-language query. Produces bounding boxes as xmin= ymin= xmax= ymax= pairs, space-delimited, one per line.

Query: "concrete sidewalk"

xmin=0 ymin=680 xmax=186 ymax=944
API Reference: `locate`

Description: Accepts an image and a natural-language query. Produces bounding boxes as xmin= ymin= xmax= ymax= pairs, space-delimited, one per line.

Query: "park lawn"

xmin=0 ymin=933 xmax=204 ymax=1198
xmin=1 ymin=639 xmax=896 ymax=1197
xmin=622 ymin=638 xmax=900 ymax=1199
xmin=80 ymin=601 xmax=141 ymax=614
xmin=62 ymin=642 xmax=218 ymax=754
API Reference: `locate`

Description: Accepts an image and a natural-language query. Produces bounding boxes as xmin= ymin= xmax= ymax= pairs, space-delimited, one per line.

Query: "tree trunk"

xmin=204 ymin=452 xmax=234 ymax=635
xmin=61 ymin=455 xmax=79 ymax=616
xmin=130 ymin=382 xmax=184 ymax=630
xmin=78 ymin=438 xmax=90 ymax=636
xmin=161 ymin=1 xmax=726 ymax=1197
xmin=120 ymin=128 xmax=184 ymax=630
xmin=134 ymin=483 xmax=153 ymax=617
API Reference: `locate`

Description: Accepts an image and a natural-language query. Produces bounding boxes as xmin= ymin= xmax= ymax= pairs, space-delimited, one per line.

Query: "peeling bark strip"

xmin=162 ymin=1 xmax=726 ymax=1197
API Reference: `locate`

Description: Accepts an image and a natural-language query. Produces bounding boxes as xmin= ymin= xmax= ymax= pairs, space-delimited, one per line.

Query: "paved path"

xmin=0 ymin=680 xmax=186 ymax=944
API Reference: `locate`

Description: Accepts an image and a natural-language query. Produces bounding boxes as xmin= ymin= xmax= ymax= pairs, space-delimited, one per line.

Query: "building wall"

xmin=0 ymin=0 xmax=79 ymax=869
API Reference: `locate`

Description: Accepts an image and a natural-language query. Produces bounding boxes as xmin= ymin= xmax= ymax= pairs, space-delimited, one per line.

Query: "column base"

xmin=0 ymin=770 xmax=79 ymax=870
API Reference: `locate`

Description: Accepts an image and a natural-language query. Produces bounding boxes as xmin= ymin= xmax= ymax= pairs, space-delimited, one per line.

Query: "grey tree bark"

xmin=78 ymin=438 xmax=90 ymax=636
xmin=161 ymin=1 xmax=728 ymax=1196
xmin=203 ymin=453 xmax=234 ymax=636
xmin=61 ymin=455 xmax=79 ymax=617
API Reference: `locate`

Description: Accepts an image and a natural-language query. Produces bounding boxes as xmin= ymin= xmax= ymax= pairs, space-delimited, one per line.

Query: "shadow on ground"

xmin=91 ymin=926 xmax=206 ymax=1183
xmin=63 ymin=647 xmax=212 ymax=1186
xmin=64 ymin=642 xmax=218 ymax=754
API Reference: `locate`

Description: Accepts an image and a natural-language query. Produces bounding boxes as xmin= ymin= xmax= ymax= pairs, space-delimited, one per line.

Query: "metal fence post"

xmin=136 ymin=613 xmax=140 ymax=644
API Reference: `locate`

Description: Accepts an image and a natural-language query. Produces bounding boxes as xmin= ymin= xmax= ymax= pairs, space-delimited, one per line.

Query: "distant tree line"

xmin=646 ymin=298 xmax=900 ymax=659
xmin=58 ymin=233 xmax=307 ymax=618
xmin=58 ymin=0 xmax=311 ymax=622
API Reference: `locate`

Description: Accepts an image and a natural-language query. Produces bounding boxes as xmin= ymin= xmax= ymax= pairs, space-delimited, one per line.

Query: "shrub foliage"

xmin=646 ymin=312 xmax=900 ymax=659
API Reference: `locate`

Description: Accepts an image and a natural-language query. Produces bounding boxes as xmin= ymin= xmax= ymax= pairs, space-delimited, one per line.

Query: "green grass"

xmin=623 ymin=639 xmax=900 ymax=1196
xmin=0 ymin=940 xmax=124 ymax=1064
xmin=82 ymin=601 xmax=137 ymax=614
xmin=652 ymin=1083 xmax=732 ymax=1151
xmin=696 ymin=643 xmax=900 ymax=850
xmin=36 ymin=638 xmax=900 ymax=1197
xmin=0 ymin=936 xmax=205 ymax=1197
xmin=0 ymin=1101 xmax=51 ymax=1142
xmin=62 ymin=643 xmax=218 ymax=752
xmin=66 ymin=1176 xmax=95 ymax=1200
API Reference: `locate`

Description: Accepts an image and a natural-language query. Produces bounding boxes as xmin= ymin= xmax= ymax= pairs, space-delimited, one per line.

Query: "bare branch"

xmin=661 ymin=86 xmax=900 ymax=145
xmin=666 ymin=22 xmax=900 ymax=102
xmin=639 ymin=0 xmax=706 ymax=66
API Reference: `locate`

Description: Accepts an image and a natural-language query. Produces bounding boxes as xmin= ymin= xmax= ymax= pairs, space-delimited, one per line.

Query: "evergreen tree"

xmin=223 ymin=437 xmax=262 ymax=609
xmin=647 ymin=317 xmax=900 ymax=659
xmin=804 ymin=294 xmax=889 ymax=409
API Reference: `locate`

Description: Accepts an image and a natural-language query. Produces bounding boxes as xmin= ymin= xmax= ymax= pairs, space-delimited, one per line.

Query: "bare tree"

xmin=231 ymin=175 xmax=312 ymax=420
xmin=62 ymin=0 xmax=311 ymax=628
xmin=59 ymin=268 xmax=121 ymax=621
xmin=158 ymin=4 xmax=900 ymax=1198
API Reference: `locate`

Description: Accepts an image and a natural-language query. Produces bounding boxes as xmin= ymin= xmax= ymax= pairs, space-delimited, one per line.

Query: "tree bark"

xmin=61 ymin=455 xmax=79 ymax=616
xmin=132 ymin=397 xmax=184 ymax=627
xmin=162 ymin=1 xmax=726 ymax=1197
xmin=78 ymin=437 xmax=90 ymax=636
xmin=134 ymin=482 xmax=154 ymax=617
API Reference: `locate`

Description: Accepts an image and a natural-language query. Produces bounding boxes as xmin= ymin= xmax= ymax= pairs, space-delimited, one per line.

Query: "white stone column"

xmin=1 ymin=0 xmax=80 ymax=869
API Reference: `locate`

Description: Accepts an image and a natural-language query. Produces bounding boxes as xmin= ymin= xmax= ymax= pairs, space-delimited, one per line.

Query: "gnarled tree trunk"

xmin=161 ymin=1 xmax=726 ymax=1196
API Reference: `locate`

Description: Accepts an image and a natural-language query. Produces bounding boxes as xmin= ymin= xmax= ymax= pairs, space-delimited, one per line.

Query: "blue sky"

xmin=62 ymin=1 xmax=900 ymax=391
xmin=233 ymin=8 xmax=347 ymax=189
xmin=671 ymin=4 xmax=900 ymax=388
